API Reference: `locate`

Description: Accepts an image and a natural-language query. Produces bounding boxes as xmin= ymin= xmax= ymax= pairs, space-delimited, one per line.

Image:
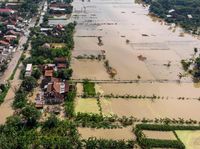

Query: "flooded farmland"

xmin=101 ymin=98 xmax=200 ymax=120
xmin=70 ymin=0 xmax=200 ymax=121
xmin=71 ymin=0 xmax=200 ymax=81
xmin=78 ymin=127 xmax=135 ymax=140
xmin=142 ymin=130 xmax=176 ymax=140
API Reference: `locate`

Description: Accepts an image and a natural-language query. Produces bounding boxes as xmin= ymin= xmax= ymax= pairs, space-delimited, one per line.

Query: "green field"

xmin=75 ymin=98 xmax=100 ymax=114
xmin=83 ymin=80 xmax=96 ymax=96
xmin=176 ymin=130 xmax=200 ymax=149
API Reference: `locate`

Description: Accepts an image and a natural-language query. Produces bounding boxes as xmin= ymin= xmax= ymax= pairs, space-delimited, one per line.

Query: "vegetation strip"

xmin=135 ymin=123 xmax=200 ymax=149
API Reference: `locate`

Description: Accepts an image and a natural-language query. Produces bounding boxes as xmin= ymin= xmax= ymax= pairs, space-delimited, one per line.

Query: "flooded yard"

xmin=78 ymin=127 xmax=135 ymax=140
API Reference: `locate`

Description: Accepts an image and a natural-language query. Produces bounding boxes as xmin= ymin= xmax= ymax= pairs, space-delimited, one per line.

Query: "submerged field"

xmin=143 ymin=130 xmax=176 ymax=140
xmin=70 ymin=0 xmax=200 ymax=145
xmin=78 ymin=127 xmax=135 ymax=140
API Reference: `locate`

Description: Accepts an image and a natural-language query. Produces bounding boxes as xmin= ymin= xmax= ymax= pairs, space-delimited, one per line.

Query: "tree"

xmin=21 ymin=76 xmax=37 ymax=92
xmin=63 ymin=68 xmax=73 ymax=80
xmin=32 ymin=68 xmax=42 ymax=79
xmin=194 ymin=47 xmax=198 ymax=54
xmin=13 ymin=91 xmax=27 ymax=109
xmin=6 ymin=115 xmax=22 ymax=131
xmin=43 ymin=114 xmax=59 ymax=129
xmin=21 ymin=105 xmax=41 ymax=126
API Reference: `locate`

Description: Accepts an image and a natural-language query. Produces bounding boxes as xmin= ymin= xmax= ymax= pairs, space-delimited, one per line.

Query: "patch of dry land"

xmin=75 ymin=98 xmax=100 ymax=114
xmin=100 ymin=98 xmax=200 ymax=120
xmin=176 ymin=131 xmax=200 ymax=149
xmin=143 ymin=130 xmax=176 ymax=140
xmin=78 ymin=127 xmax=135 ymax=140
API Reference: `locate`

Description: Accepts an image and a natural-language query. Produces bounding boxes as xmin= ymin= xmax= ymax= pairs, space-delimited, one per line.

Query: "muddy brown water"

xmin=142 ymin=130 xmax=176 ymax=140
xmin=69 ymin=0 xmax=200 ymax=122
xmin=78 ymin=127 xmax=135 ymax=140
xmin=70 ymin=0 xmax=200 ymax=81
xmin=101 ymin=98 xmax=200 ymax=121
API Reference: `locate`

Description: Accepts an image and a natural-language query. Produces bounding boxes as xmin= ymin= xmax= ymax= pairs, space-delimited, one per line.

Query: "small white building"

xmin=187 ymin=14 xmax=193 ymax=19
xmin=25 ymin=64 xmax=32 ymax=77
xmin=168 ymin=9 xmax=175 ymax=13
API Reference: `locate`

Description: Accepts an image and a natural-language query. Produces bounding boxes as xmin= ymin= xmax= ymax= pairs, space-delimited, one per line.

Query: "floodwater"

xmin=143 ymin=130 xmax=176 ymax=140
xmin=96 ymin=83 xmax=200 ymax=99
xmin=101 ymin=98 xmax=200 ymax=121
xmin=69 ymin=0 xmax=200 ymax=121
xmin=70 ymin=0 xmax=200 ymax=81
xmin=78 ymin=127 xmax=135 ymax=140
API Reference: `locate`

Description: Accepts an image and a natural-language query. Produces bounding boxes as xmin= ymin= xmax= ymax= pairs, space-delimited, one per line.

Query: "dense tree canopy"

xmin=147 ymin=0 xmax=200 ymax=34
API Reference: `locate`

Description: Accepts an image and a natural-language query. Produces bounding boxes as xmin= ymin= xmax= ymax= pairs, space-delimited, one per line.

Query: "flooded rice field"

xmin=143 ymin=130 xmax=176 ymax=140
xmin=78 ymin=127 xmax=135 ymax=140
xmin=69 ymin=0 xmax=200 ymax=121
xmin=71 ymin=59 xmax=110 ymax=80
xmin=96 ymin=83 xmax=200 ymax=99
xmin=70 ymin=0 xmax=200 ymax=81
xmin=100 ymin=98 xmax=200 ymax=121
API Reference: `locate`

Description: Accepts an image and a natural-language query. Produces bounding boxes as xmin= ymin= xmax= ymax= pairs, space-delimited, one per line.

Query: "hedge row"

xmin=134 ymin=124 xmax=196 ymax=149
xmin=136 ymin=123 xmax=200 ymax=131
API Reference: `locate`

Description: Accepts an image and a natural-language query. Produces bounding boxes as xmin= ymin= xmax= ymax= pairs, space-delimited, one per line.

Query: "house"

xmin=0 ymin=55 xmax=6 ymax=64
xmin=25 ymin=64 xmax=32 ymax=77
xmin=40 ymin=28 xmax=53 ymax=32
xmin=187 ymin=14 xmax=193 ymax=19
xmin=168 ymin=9 xmax=175 ymax=13
xmin=54 ymin=57 xmax=68 ymax=69
xmin=44 ymin=79 xmax=69 ymax=104
xmin=0 ymin=8 xmax=15 ymax=14
xmin=4 ymin=35 xmax=17 ymax=42
xmin=6 ymin=30 xmax=21 ymax=36
xmin=35 ymin=93 xmax=44 ymax=109
xmin=5 ymin=3 xmax=22 ymax=10
xmin=43 ymin=64 xmax=56 ymax=77
xmin=44 ymin=69 xmax=54 ymax=77
xmin=166 ymin=15 xmax=172 ymax=18
xmin=0 ymin=40 xmax=10 ymax=47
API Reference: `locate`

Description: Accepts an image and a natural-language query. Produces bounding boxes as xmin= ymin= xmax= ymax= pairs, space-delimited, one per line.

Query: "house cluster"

xmin=0 ymin=4 xmax=30 ymax=73
xmin=48 ymin=0 xmax=73 ymax=15
xmin=40 ymin=24 xmax=65 ymax=37
xmin=32 ymin=57 xmax=73 ymax=109
xmin=167 ymin=9 xmax=193 ymax=19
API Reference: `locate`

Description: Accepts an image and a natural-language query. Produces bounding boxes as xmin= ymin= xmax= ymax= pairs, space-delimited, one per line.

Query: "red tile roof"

xmin=44 ymin=70 xmax=54 ymax=77
xmin=0 ymin=8 xmax=13 ymax=13
xmin=57 ymin=63 xmax=66 ymax=68
xmin=0 ymin=40 xmax=9 ymax=45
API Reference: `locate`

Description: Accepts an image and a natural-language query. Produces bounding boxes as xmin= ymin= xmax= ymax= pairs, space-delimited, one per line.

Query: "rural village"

xmin=0 ymin=0 xmax=200 ymax=149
